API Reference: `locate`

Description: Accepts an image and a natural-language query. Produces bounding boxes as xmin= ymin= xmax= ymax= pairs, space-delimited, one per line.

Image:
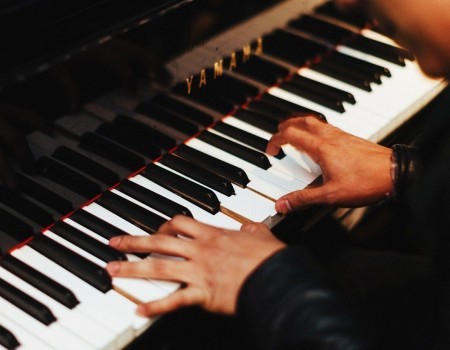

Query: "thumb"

xmin=275 ymin=187 xmax=328 ymax=213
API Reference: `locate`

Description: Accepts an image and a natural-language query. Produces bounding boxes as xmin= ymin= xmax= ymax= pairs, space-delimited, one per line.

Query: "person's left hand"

xmin=106 ymin=216 xmax=286 ymax=317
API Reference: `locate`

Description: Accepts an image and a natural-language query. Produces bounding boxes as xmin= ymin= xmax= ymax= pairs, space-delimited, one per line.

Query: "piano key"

xmin=118 ymin=179 xmax=193 ymax=218
xmin=0 ymin=206 xmax=35 ymax=243
xmin=0 ymin=277 xmax=56 ymax=326
xmin=43 ymin=229 xmax=171 ymax=306
xmin=135 ymin=102 xmax=199 ymax=136
xmin=35 ymin=156 xmax=103 ymax=199
xmin=28 ymin=234 xmax=113 ymax=293
xmin=197 ymin=131 xmax=271 ymax=170
xmin=50 ymin=221 xmax=128 ymax=263
xmin=151 ymin=93 xmax=214 ymax=126
xmin=160 ymin=153 xmax=235 ymax=196
xmin=0 ymin=186 xmax=54 ymax=228
xmin=10 ymin=246 xmax=137 ymax=346
xmin=0 ymin=254 xmax=79 ymax=309
xmin=231 ymin=109 xmax=279 ymax=134
xmin=156 ymin=162 xmax=279 ymax=225
xmin=129 ymin=175 xmax=242 ymax=229
xmin=79 ymin=132 xmax=146 ymax=171
xmin=186 ymin=138 xmax=307 ymax=200
xmin=314 ymin=1 xmax=369 ymax=28
xmin=212 ymin=121 xmax=285 ymax=159
xmin=0 ymin=311 xmax=56 ymax=349
xmin=173 ymin=144 xmax=250 ymax=188
xmin=0 ymin=323 xmax=19 ymax=350
xmin=17 ymin=173 xmax=73 ymax=215
xmin=222 ymin=116 xmax=322 ymax=178
xmin=176 ymin=87 xmax=236 ymax=115
xmin=326 ymin=51 xmax=390 ymax=78
xmin=96 ymin=122 xmax=161 ymax=160
xmin=52 ymin=146 xmax=120 ymax=187
xmin=0 ymin=267 xmax=117 ymax=350
xmin=310 ymin=61 xmax=372 ymax=91
xmin=0 ymin=294 xmax=95 ymax=350
xmin=231 ymin=55 xmax=291 ymax=85
xmin=96 ymin=191 xmax=168 ymax=234
xmin=69 ymin=209 xmax=129 ymax=241
xmin=143 ymin=163 xmax=221 ymax=214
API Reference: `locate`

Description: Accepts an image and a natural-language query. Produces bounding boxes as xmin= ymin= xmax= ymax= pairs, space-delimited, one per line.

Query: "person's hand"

xmin=106 ymin=216 xmax=286 ymax=317
xmin=266 ymin=116 xmax=392 ymax=213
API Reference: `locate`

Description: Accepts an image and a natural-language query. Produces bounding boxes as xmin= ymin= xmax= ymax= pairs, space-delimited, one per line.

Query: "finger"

xmin=277 ymin=115 xmax=326 ymax=133
xmin=240 ymin=222 xmax=271 ymax=234
xmin=107 ymin=257 xmax=190 ymax=281
xmin=158 ymin=215 xmax=220 ymax=240
xmin=267 ymin=126 xmax=319 ymax=159
xmin=275 ymin=186 xmax=329 ymax=213
xmin=136 ymin=288 xmax=204 ymax=317
xmin=109 ymin=234 xmax=195 ymax=258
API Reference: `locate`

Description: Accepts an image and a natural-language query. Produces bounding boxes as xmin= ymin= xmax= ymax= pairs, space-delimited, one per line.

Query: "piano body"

xmin=0 ymin=0 xmax=447 ymax=349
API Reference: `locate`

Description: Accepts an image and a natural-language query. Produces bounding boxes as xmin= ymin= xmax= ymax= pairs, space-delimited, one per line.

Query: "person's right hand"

xmin=266 ymin=116 xmax=393 ymax=213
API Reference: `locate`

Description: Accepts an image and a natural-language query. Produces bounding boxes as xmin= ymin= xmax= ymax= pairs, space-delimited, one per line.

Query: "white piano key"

xmin=130 ymin=174 xmax=243 ymax=229
xmin=0 ymin=267 xmax=118 ymax=350
xmin=43 ymin=229 xmax=171 ymax=305
xmin=0 ymin=312 xmax=53 ymax=350
xmin=0 ymin=294 xmax=95 ymax=350
xmin=11 ymin=246 xmax=137 ymax=347
xmin=154 ymin=162 xmax=279 ymax=224
xmin=186 ymin=138 xmax=309 ymax=198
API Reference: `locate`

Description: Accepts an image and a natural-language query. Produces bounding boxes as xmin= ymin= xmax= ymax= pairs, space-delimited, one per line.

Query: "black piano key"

xmin=1 ymin=255 xmax=79 ymax=309
xmin=36 ymin=157 xmax=102 ymax=199
xmin=79 ymin=132 xmax=146 ymax=171
xmin=197 ymin=131 xmax=271 ymax=170
xmin=314 ymin=1 xmax=370 ymax=28
xmin=70 ymin=210 xmax=127 ymax=241
xmin=280 ymin=81 xmax=346 ymax=112
xmin=118 ymin=180 xmax=193 ymax=218
xmin=173 ymin=144 xmax=250 ymax=188
xmin=258 ymin=93 xmax=327 ymax=121
xmin=151 ymin=94 xmax=214 ymax=126
xmin=28 ymin=234 xmax=112 ymax=293
xmin=0 ymin=207 xmax=35 ymax=243
xmin=232 ymin=109 xmax=279 ymax=134
xmin=51 ymin=221 xmax=127 ymax=263
xmin=111 ymin=114 xmax=176 ymax=151
xmin=290 ymin=74 xmax=356 ymax=104
xmin=321 ymin=57 xmax=381 ymax=85
xmin=0 ymin=277 xmax=56 ymax=326
xmin=203 ymin=71 xmax=261 ymax=99
xmin=212 ymin=121 xmax=285 ymax=159
xmin=52 ymin=146 xmax=120 ymax=187
xmin=17 ymin=173 xmax=73 ymax=215
xmin=69 ymin=210 xmax=149 ymax=259
xmin=232 ymin=56 xmax=290 ymax=85
xmin=311 ymin=61 xmax=372 ymax=91
xmin=159 ymin=154 xmax=235 ymax=196
xmin=264 ymin=29 xmax=327 ymax=66
xmin=346 ymin=35 xmax=412 ymax=66
xmin=0 ymin=323 xmax=20 ymax=350
xmin=143 ymin=164 xmax=221 ymax=214
xmin=0 ymin=186 xmax=54 ymax=228
xmin=289 ymin=14 xmax=353 ymax=43
xmin=96 ymin=122 xmax=161 ymax=160
xmin=96 ymin=191 xmax=167 ymax=234
xmin=178 ymin=88 xmax=236 ymax=115
xmin=328 ymin=51 xmax=391 ymax=78
xmin=135 ymin=102 xmax=199 ymax=136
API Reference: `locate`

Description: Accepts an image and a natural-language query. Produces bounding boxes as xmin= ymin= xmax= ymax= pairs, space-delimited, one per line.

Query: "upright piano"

xmin=0 ymin=0 xmax=446 ymax=349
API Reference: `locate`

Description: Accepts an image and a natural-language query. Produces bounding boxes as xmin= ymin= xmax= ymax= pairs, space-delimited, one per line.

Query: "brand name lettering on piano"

xmin=184 ymin=37 xmax=263 ymax=95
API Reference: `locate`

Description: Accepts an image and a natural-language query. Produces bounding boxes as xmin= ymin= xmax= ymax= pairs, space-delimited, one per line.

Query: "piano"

xmin=0 ymin=0 xmax=446 ymax=349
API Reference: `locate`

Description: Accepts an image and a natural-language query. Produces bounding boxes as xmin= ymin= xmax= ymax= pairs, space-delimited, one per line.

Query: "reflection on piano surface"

xmin=0 ymin=0 xmax=446 ymax=349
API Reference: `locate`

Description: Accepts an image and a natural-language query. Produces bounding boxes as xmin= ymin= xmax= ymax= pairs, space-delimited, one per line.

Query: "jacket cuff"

xmin=389 ymin=144 xmax=421 ymax=201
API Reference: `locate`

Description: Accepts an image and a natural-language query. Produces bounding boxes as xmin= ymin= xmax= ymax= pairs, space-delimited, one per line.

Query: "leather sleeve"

xmin=236 ymin=245 xmax=372 ymax=350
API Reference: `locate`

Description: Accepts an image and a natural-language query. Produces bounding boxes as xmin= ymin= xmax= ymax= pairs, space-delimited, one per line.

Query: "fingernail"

xmin=276 ymin=199 xmax=292 ymax=214
xmin=109 ymin=236 xmax=121 ymax=247
xmin=106 ymin=262 xmax=119 ymax=275
xmin=136 ymin=304 xmax=147 ymax=317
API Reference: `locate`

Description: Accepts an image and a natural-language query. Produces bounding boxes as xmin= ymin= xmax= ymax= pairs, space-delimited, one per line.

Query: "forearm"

xmin=237 ymin=246 xmax=371 ymax=350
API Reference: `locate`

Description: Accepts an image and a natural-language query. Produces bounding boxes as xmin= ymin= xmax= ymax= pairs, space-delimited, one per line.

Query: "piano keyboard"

xmin=0 ymin=0 xmax=447 ymax=349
